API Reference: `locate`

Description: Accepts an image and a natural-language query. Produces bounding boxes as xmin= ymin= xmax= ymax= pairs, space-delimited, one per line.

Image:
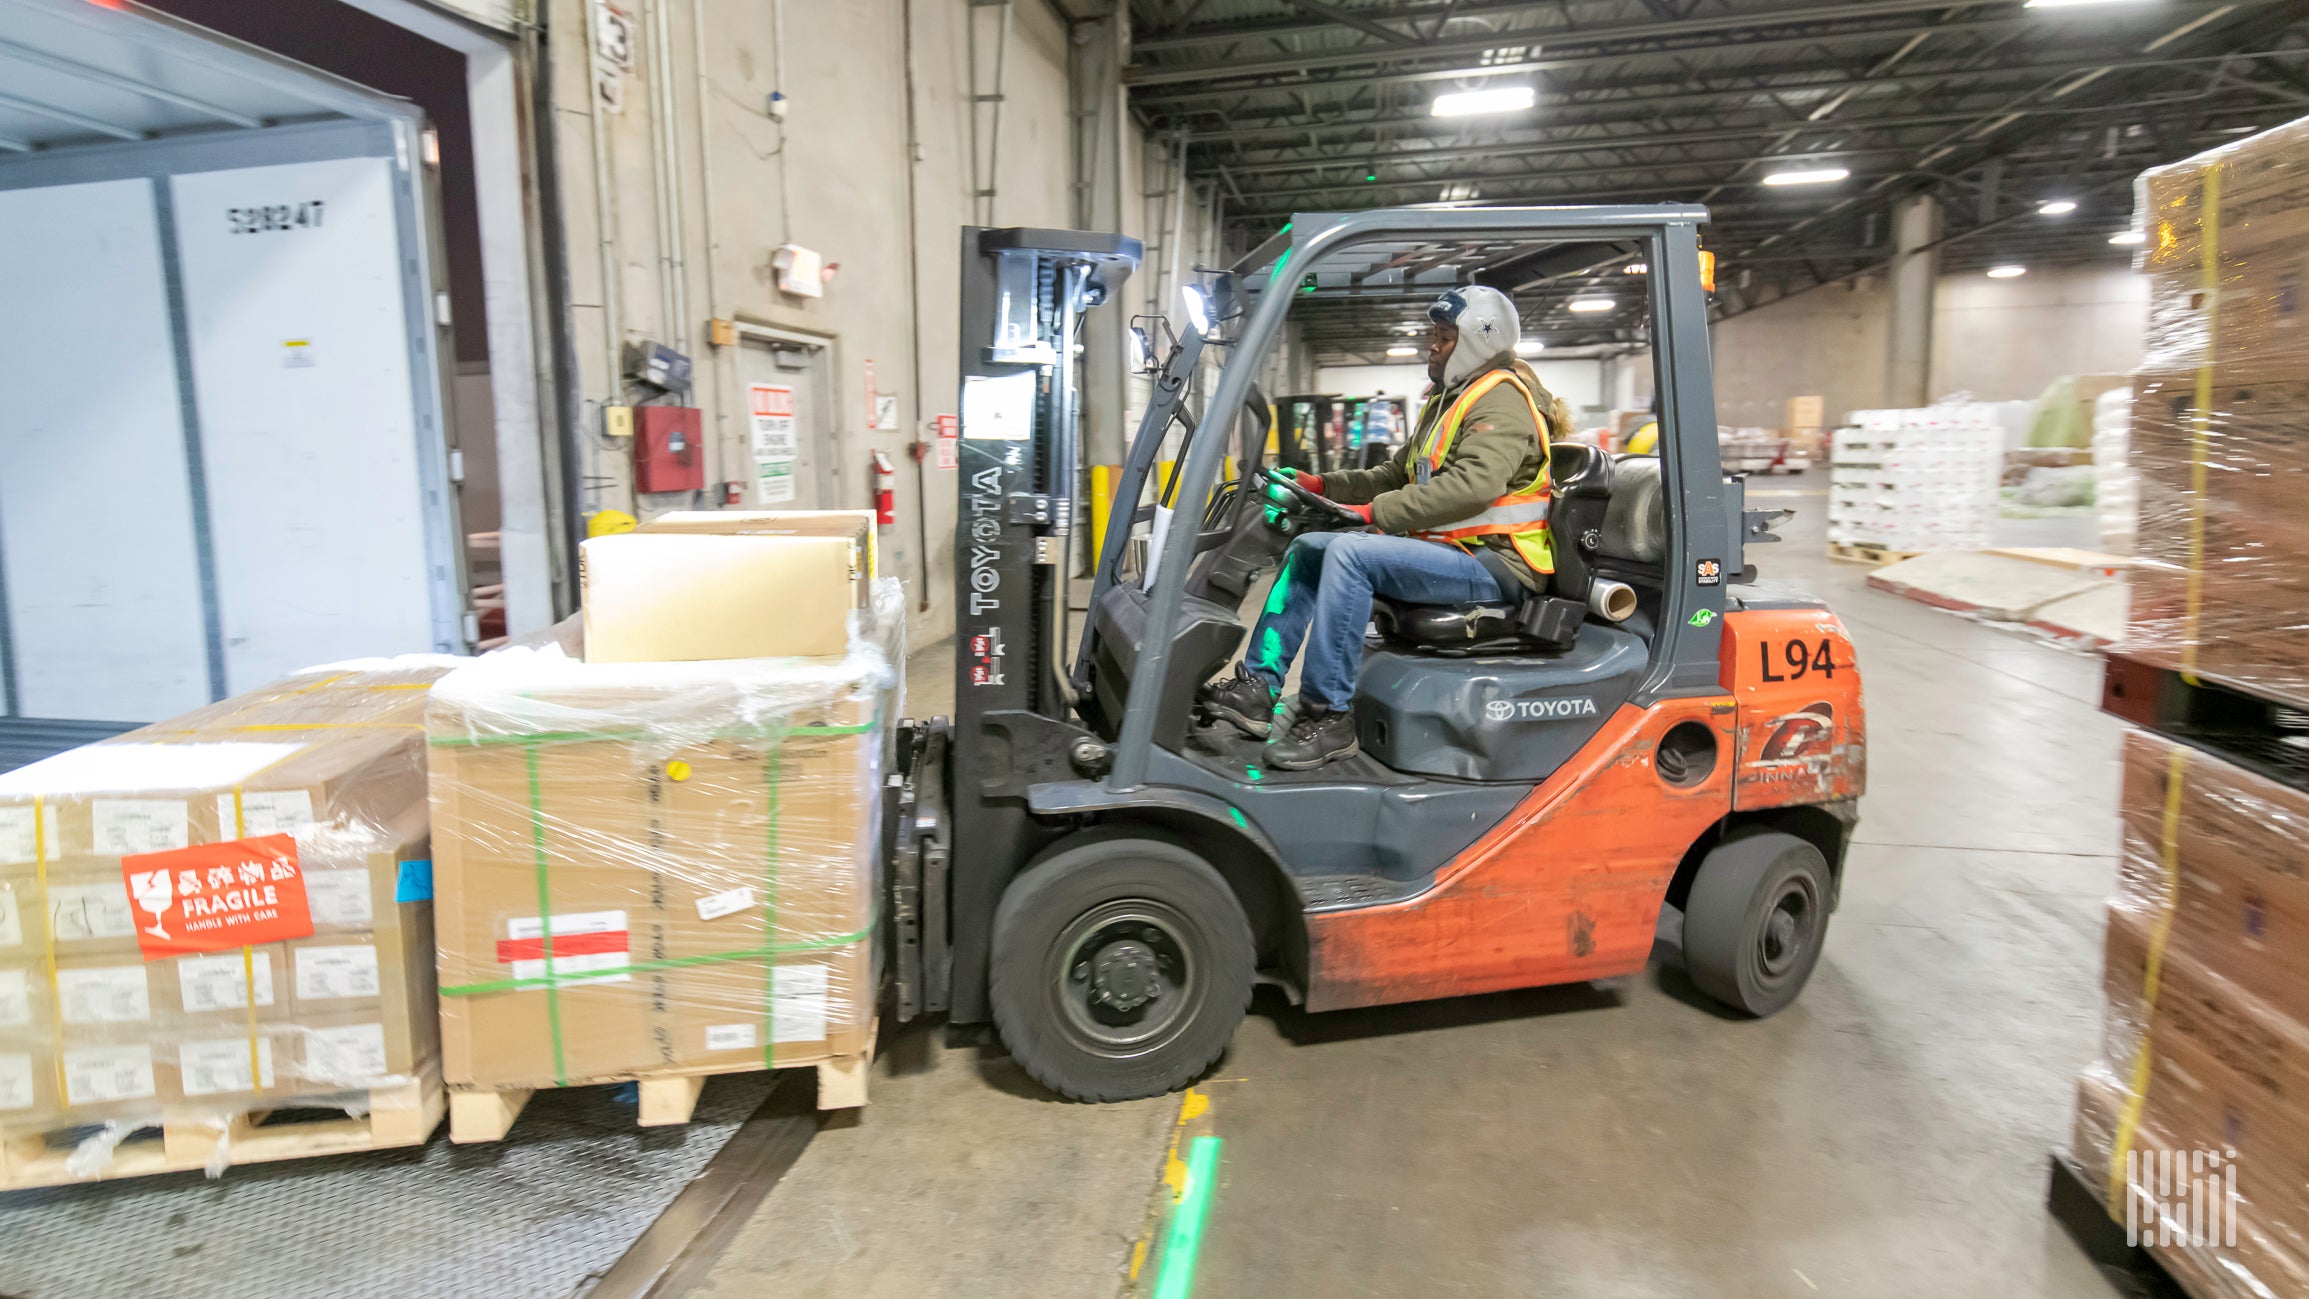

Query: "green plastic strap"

xmin=525 ymin=740 xmax=567 ymax=1086
xmin=431 ymin=722 xmax=873 ymax=749
xmin=762 ymin=748 xmax=781 ymax=1071
xmin=439 ymin=926 xmax=874 ymax=997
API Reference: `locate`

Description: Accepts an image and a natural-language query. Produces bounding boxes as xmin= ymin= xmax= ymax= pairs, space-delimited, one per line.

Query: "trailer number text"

xmin=227 ymin=201 xmax=326 ymax=235
xmin=1758 ymin=639 xmax=1837 ymax=683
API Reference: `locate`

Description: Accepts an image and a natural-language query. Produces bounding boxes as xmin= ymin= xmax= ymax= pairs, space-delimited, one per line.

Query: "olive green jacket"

xmin=1323 ymin=354 xmax=1562 ymax=589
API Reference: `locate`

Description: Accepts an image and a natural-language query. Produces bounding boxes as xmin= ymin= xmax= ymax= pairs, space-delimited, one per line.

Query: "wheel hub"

xmin=1091 ymin=940 xmax=1161 ymax=1011
xmin=1053 ymin=907 xmax=1196 ymax=1053
xmin=1757 ymin=884 xmax=1810 ymax=977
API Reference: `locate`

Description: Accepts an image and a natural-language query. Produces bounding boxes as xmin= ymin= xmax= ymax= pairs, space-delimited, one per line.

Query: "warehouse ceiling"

xmin=1123 ymin=0 xmax=2309 ymax=361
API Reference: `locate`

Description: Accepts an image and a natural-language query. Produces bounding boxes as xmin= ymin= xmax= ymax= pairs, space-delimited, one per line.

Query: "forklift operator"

xmin=1198 ymin=284 xmax=1568 ymax=770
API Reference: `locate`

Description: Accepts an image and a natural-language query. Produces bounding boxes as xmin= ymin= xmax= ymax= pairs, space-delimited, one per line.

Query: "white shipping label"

xmin=305 ymin=869 xmax=374 ymax=927
xmin=180 ymin=1037 xmax=276 ymax=1096
xmin=214 ymin=790 xmax=316 ymax=838
xmin=0 ymin=805 xmax=60 ymax=866
xmin=302 ymin=1022 xmax=388 ymax=1084
xmin=294 ymin=945 xmax=380 ymax=1000
xmin=90 ymin=799 xmax=190 ymax=855
xmin=0 ymin=880 xmax=22 ymax=949
xmin=48 ymin=883 xmax=137 ymax=942
xmin=505 ymin=910 xmax=629 ymax=987
xmin=772 ymin=963 xmax=829 ymax=1044
xmin=58 ymin=965 xmax=150 ymax=1024
xmin=0 ymin=968 xmax=32 ymax=1028
xmin=695 ymin=887 xmax=756 ymax=922
xmin=962 ymin=371 xmax=1035 ymax=440
xmin=704 ymin=1023 xmax=757 ymax=1052
xmin=0 ymin=1052 xmax=33 ymax=1111
xmin=63 ymin=1044 xmax=156 ymax=1105
xmin=178 ymin=952 xmax=276 ymax=1012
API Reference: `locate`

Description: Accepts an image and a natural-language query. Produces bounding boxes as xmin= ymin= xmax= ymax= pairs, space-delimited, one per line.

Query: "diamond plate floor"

xmin=0 ymin=1074 xmax=772 ymax=1299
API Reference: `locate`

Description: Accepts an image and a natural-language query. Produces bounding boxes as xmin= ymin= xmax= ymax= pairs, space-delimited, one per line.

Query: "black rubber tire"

xmin=1681 ymin=829 xmax=1831 ymax=1017
xmin=990 ymin=835 xmax=1254 ymax=1102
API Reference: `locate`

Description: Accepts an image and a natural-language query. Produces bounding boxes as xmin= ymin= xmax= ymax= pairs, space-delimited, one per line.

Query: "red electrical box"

xmin=634 ymin=405 xmax=705 ymax=493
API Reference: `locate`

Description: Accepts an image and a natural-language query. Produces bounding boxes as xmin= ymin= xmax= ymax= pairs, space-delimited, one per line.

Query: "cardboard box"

xmin=428 ymin=648 xmax=883 ymax=1090
xmin=579 ymin=533 xmax=862 ymax=663
xmin=641 ymin=509 xmax=880 ymax=581
xmin=2113 ymin=730 xmax=2309 ymax=1011
xmin=0 ymin=661 xmax=450 ymax=1133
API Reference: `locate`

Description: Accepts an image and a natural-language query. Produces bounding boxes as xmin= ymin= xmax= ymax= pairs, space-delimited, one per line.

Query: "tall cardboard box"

xmin=0 ymin=659 xmax=451 ymax=1150
xmin=427 ymin=643 xmax=888 ymax=1092
xmin=2122 ymin=116 xmax=2309 ymax=709
xmin=579 ymin=532 xmax=863 ymax=663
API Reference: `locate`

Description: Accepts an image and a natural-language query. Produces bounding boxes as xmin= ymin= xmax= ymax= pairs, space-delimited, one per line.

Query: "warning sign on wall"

xmin=120 ymin=834 xmax=314 ymax=960
xmin=749 ymin=383 xmax=798 ymax=504
xmin=934 ymin=413 xmax=959 ymax=470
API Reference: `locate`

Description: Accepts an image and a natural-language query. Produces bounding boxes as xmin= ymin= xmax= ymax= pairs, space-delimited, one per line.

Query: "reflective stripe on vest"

xmin=1409 ymin=369 xmax=1557 ymax=574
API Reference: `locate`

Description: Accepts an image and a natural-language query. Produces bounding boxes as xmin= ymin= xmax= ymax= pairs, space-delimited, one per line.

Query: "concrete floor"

xmin=694 ymin=479 xmax=2127 ymax=1299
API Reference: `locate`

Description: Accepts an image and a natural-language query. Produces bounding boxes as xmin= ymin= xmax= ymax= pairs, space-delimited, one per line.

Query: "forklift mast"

xmin=939 ymin=227 xmax=1142 ymax=1022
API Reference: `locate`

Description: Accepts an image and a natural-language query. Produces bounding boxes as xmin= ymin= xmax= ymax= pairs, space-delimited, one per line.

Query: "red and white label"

xmin=120 ymin=833 xmax=313 ymax=960
xmin=497 ymin=911 xmax=630 ymax=986
xmin=934 ymin=413 xmax=959 ymax=470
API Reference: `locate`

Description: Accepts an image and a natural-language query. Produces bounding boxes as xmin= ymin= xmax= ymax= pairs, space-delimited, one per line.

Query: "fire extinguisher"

xmin=871 ymin=450 xmax=897 ymax=526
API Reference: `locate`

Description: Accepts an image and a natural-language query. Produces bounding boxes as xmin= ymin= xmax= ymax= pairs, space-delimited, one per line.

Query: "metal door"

xmin=736 ymin=339 xmax=835 ymax=509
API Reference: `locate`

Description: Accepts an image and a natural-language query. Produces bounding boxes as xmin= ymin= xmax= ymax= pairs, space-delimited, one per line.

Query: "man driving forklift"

xmin=1196 ymin=284 xmax=1574 ymax=769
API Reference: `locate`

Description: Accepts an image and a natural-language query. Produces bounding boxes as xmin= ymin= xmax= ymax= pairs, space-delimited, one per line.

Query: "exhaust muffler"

xmin=1587 ymin=578 xmax=1637 ymax=623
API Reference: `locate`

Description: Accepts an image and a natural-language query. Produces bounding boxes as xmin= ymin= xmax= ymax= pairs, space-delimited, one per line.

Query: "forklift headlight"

xmin=1129 ymin=325 xmax=1156 ymax=374
xmin=1182 ymin=283 xmax=1214 ymax=337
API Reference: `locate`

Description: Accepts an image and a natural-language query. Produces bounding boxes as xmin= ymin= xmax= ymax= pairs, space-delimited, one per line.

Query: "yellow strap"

xmin=35 ymin=796 xmax=66 ymax=1103
xmin=1420 ymin=370 xmax=1554 ymax=495
xmin=2107 ymin=744 xmax=2189 ymax=1216
xmin=2181 ymin=164 xmax=2219 ymax=685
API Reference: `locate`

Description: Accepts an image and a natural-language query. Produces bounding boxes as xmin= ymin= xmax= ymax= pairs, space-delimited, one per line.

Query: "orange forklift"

xmin=884 ymin=208 xmax=1866 ymax=1101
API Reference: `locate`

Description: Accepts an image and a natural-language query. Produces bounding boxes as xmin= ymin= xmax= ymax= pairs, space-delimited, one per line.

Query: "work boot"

xmin=1268 ymin=707 xmax=1360 ymax=770
xmin=1197 ymin=665 xmax=1277 ymax=738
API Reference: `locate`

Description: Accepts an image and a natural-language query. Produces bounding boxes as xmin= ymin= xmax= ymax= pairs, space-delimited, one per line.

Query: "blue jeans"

xmin=1245 ymin=532 xmax=1505 ymax=711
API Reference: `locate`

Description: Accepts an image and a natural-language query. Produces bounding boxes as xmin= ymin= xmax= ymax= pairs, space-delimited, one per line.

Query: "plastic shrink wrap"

xmin=2073 ymin=729 xmax=2309 ymax=1299
xmin=0 ymin=657 xmax=457 ymax=1176
xmin=2123 ymin=116 xmax=2309 ymax=710
xmin=427 ymin=579 xmax=902 ymax=1091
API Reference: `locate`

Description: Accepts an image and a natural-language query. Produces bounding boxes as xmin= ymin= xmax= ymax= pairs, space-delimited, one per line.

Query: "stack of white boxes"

xmin=1829 ymin=404 xmax=2006 ymax=552
xmin=2091 ymin=386 xmax=2136 ymax=557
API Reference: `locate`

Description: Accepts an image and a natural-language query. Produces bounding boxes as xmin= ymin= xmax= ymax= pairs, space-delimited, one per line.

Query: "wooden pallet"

xmin=0 ymin=1060 xmax=445 ymax=1191
xmin=447 ymin=1019 xmax=878 ymax=1144
xmin=1828 ymin=542 xmax=1920 ymax=566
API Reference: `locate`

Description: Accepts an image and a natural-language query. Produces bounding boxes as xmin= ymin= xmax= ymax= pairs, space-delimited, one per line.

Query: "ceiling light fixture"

xmin=1987 ymin=265 xmax=2027 ymax=278
xmin=1385 ymin=344 xmax=1419 ymax=358
xmin=1762 ymin=167 xmax=1850 ymax=186
xmin=1623 ymin=262 xmax=1649 ymax=274
xmin=2038 ymin=199 xmax=2078 ymax=216
xmin=1515 ymin=339 xmax=1546 ymax=355
xmin=1567 ymin=297 xmax=1615 ymax=313
xmin=2027 ymin=0 xmax=2153 ymax=8
xmin=2109 ymin=229 xmax=2146 ymax=246
xmin=1431 ymin=85 xmax=1537 ymax=117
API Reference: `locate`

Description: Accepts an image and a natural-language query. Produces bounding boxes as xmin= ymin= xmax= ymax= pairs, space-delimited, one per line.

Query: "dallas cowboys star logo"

xmin=1476 ymin=318 xmax=1497 ymax=340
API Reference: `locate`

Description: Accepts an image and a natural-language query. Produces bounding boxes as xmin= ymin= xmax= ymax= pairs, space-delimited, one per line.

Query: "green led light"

xmin=1243 ymin=766 xmax=1264 ymax=783
xmin=1152 ymin=1137 xmax=1224 ymax=1299
xmin=1365 ymin=172 xmax=1378 ymax=182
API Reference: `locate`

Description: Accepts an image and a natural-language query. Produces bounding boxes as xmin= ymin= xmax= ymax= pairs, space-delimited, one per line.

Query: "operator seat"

xmin=1369 ymin=443 xmax=1619 ymax=652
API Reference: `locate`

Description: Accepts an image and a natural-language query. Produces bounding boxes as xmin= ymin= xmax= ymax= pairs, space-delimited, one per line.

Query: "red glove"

xmin=1280 ymin=468 xmax=1324 ymax=495
xmin=1339 ymin=502 xmax=1374 ymax=525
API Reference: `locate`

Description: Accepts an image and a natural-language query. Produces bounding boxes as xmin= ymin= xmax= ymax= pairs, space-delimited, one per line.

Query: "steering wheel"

xmin=1251 ymin=467 xmax=1368 ymax=530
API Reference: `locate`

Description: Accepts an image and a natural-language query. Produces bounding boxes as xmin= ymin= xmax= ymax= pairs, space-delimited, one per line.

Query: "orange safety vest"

xmin=1407 ymin=369 xmax=1556 ymax=574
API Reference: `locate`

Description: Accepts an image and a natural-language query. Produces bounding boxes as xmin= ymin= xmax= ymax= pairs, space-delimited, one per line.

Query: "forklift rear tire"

xmin=1681 ymin=830 xmax=1830 ymax=1017
xmin=990 ymin=836 xmax=1254 ymax=1102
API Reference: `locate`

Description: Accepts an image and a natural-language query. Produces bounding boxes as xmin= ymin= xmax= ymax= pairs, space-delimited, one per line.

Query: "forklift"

xmin=884 ymin=208 xmax=1866 ymax=1102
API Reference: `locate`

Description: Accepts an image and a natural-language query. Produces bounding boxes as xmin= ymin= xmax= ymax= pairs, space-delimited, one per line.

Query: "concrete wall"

xmin=1928 ymin=265 xmax=2148 ymax=401
xmin=1708 ymin=265 xmax=2149 ymax=427
xmin=547 ymin=0 xmax=1077 ymax=646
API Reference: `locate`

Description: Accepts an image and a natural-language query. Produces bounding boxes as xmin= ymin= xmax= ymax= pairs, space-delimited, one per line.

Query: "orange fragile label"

xmin=121 ymin=833 xmax=314 ymax=960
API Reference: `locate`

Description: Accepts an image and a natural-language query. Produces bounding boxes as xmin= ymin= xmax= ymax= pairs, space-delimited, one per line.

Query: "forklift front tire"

xmin=1681 ymin=830 xmax=1831 ymax=1018
xmin=990 ymin=837 xmax=1254 ymax=1102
